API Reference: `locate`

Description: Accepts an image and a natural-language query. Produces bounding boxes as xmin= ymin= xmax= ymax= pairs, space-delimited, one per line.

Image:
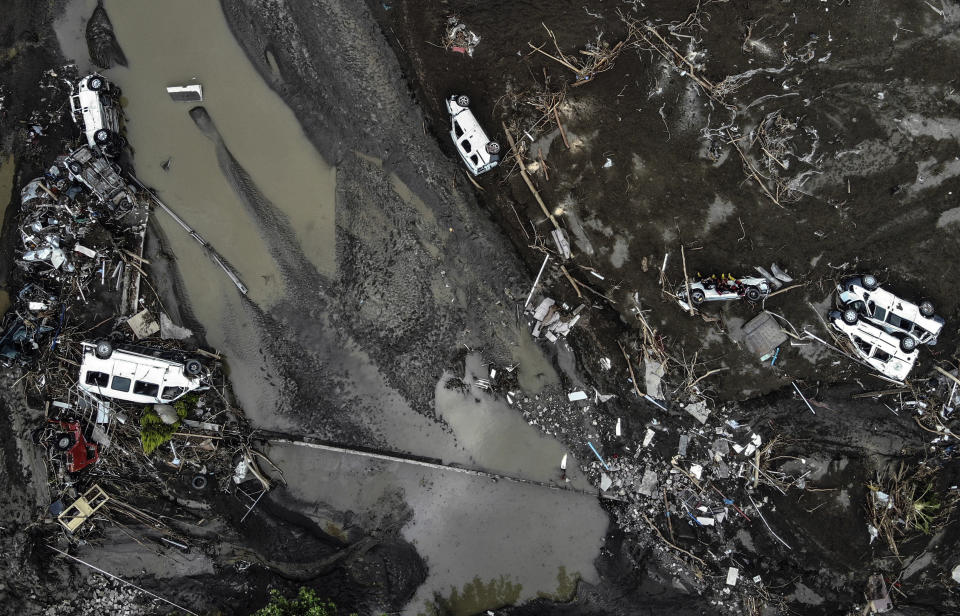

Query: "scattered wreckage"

xmin=446 ymin=94 xmax=500 ymax=175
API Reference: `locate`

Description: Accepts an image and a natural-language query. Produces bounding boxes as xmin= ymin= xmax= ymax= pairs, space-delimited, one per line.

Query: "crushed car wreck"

xmin=837 ymin=274 xmax=943 ymax=349
xmin=69 ymin=73 xmax=124 ymax=156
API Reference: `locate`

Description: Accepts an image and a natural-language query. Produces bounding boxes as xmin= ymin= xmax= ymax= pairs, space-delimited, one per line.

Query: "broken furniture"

xmin=58 ymin=484 xmax=109 ymax=532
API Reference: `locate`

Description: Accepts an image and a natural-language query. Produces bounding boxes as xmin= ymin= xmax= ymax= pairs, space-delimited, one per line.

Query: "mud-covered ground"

xmin=3 ymin=0 xmax=960 ymax=615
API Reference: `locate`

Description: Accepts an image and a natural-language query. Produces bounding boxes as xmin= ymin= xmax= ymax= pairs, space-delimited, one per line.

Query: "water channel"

xmin=54 ymin=3 xmax=608 ymax=613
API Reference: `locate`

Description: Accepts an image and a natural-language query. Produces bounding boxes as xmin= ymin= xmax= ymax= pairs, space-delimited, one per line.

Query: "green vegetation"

xmin=536 ymin=566 xmax=579 ymax=601
xmin=140 ymin=394 xmax=199 ymax=455
xmin=140 ymin=407 xmax=179 ymax=455
xmin=252 ymin=588 xmax=351 ymax=616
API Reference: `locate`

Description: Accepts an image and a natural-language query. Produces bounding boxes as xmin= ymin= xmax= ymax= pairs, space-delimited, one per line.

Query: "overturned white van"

xmin=69 ymin=73 xmax=123 ymax=156
xmin=78 ymin=341 xmax=205 ymax=405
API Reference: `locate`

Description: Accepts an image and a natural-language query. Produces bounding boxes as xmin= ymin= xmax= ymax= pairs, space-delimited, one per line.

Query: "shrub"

xmin=252 ymin=588 xmax=350 ymax=616
xmin=140 ymin=407 xmax=180 ymax=455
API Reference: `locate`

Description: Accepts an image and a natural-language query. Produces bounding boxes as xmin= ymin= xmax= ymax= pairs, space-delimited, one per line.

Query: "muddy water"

xmin=265 ymin=442 xmax=606 ymax=616
xmin=54 ymin=2 xmax=608 ymax=611
xmin=436 ymin=354 xmax=589 ymax=488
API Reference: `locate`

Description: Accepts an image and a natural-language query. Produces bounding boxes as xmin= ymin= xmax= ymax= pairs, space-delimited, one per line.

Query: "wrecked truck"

xmin=676 ymin=274 xmax=771 ymax=311
xmin=69 ymin=73 xmax=124 ymax=156
xmin=837 ymin=274 xmax=944 ymax=350
xmin=63 ymin=145 xmax=134 ymax=212
xmin=829 ymin=310 xmax=917 ymax=381
xmin=78 ymin=340 xmax=205 ymax=405
xmin=446 ymin=94 xmax=500 ymax=175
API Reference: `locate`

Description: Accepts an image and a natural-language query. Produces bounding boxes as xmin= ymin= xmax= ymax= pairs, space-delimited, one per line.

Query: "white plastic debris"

xmin=28 ymin=301 xmax=47 ymax=311
xmin=638 ymin=469 xmax=658 ymax=497
xmin=560 ymin=454 xmax=568 ymax=470
xmin=952 ymin=564 xmax=960 ymax=584
xmin=696 ymin=516 xmax=715 ymax=526
xmin=73 ymin=243 xmax=97 ymax=258
xmin=690 ymin=464 xmax=703 ymax=480
xmin=599 ymin=357 xmax=611 ymax=370
xmin=643 ymin=428 xmax=655 ymax=447
xmin=868 ymin=524 xmax=879 ymax=544
xmin=568 ymin=391 xmax=588 ymax=401
xmin=726 ymin=567 xmax=739 ymax=586
xmin=615 ymin=417 xmax=622 ymax=437
xmin=685 ymin=400 xmax=711 ymax=424
xmin=599 ymin=473 xmax=613 ymax=491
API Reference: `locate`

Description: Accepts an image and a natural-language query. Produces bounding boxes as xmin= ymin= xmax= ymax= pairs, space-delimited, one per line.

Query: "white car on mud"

xmin=676 ymin=275 xmax=771 ymax=311
xmin=445 ymin=95 xmax=500 ymax=176
xmin=829 ymin=311 xmax=918 ymax=382
xmin=836 ymin=274 xmax=944 ymax=351
xmin=78 ymin=340 xmax=205 ymax=405
xmin=69 ymin=73 xmax=124 ymax=156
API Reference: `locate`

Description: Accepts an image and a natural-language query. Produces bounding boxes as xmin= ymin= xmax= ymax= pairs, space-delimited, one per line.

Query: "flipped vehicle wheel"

xmin=95 ymin=339 xmax=113 ymax=359
xmin=184 ymin=359 xmax=203 ymax=377
xmin=919 ymin=300 xmax=935 ymax=317
xmin=56 ymin=434 xmax=74 ymax=451
xmin=745 ymin=286 xmax=762 ymax=301
xmin=94 ymin=129 xmax=111 ymax=144
xmin=68 ymin=161 xmax=82 ymax=175
xmin=456 ymin=95 xmax=470 ymax=107
xmin=900 ymin=336 xmax=918 ymax=352
xmin=88 ymin=76 xmax=104 ymax=91
xmin=690 ymin=289 xmax=706 ymax=306
xmin=486 ymin=141 xmax=501 ymax=155
xmin=862 ymin=274 xmax=879 ymax=291
xmin=842 ymin=308 xmax=859 ymax=325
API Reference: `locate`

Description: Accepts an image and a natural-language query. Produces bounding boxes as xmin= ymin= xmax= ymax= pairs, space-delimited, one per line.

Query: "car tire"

xmin=900 ymin=336 xmax=918 ymax=352
xmin=745 ymin=286 xmax=762 ymax=301
xmin=94 ymin=129 xmax=111 ymax=144
xmin=68 ymin=162 xmax=82 ymax=175
xmin=184 ymin=359 xmax=202 ymax=377
xmin=88 ymin=76 xmax=104 ymax=91
xmin=862 ymin=274 xmax=879 ymax=291
xmin=456 ymin=95 xmax=470 ymax=107
xmin=691 ymin=289 xmax=706 ymax=306
xmin=842 ymin=308 xmax=859 ymax=325
xmin=485 ymin=141 xmax=501 ymax=155
xmin=94 ymin=340 xmax=113 ymax=359
xmin=56 ymin=435 xmax=74 ymax=451
xmin=191 ymin=475 xmax=208 ymax=490
xmin=919 ymin=300 xmax=935 ymax=317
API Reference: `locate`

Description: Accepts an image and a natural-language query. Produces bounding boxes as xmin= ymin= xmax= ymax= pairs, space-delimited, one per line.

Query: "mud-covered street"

xmin=2 ymin=0 xmax=960 ymax=615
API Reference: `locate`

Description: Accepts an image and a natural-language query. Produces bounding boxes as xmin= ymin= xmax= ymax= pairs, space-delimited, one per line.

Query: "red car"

xmin=49 ymin=420 xmax=100 ymax=473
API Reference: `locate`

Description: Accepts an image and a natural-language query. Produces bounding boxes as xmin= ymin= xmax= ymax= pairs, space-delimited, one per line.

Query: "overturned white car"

xmin=78 ymin=341 xmax=205 ymax=405
xmin=836 ymin=274 xmax=944 ymax=351
xmin=69 ymin=73 xmax=124 ymax=156
xmin=676 ymin=275 xmax=771 ymax=311
xmin=829 ymin=310 xmax=917 ymax=381
xmin=445 ymin=95 xmax=500 ymax=176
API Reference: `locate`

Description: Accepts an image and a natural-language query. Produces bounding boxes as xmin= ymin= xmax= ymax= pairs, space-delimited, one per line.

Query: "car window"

xmin=874 ymin=348 xmax=892 ymax=362
xmin=853 ymin=337 xmax=871 ymax=356
xmin=85 ymin=371 xmax=109 ymax=387
xmin=161 ymin=386 xmax=186 ymax=401
xmin=460 ymin=139 xmax=473 ymax=153
xmin=454 ymin=122 xmax=464 ymax=138
xmin=470 ymin=154 xmax=479 ymax=165
xmin=111 ymin=376 xmax=132 ymax=392
xmin=870 ymin=303 xmax=886 ymax=321
xmin=886 ymin=313 xmax=905 ymax=329
xmin=133 ymin=380 xmax=160 ymax=397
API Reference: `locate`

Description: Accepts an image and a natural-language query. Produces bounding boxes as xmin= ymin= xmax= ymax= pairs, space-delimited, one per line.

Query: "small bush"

xmin=252 ymin=588 xmax=350 ymax=616
xmin=140 ymin=408 xmax=180 ymax=455
xmin=173 ymin=392 xmax=200 ymax=419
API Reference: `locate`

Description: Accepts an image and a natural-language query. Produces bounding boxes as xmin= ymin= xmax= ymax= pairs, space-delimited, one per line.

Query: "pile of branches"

xmin=867 ymin=461 xmax=958 ymax=558
xmin=528 ymin=25 xmax=628 ymax=87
